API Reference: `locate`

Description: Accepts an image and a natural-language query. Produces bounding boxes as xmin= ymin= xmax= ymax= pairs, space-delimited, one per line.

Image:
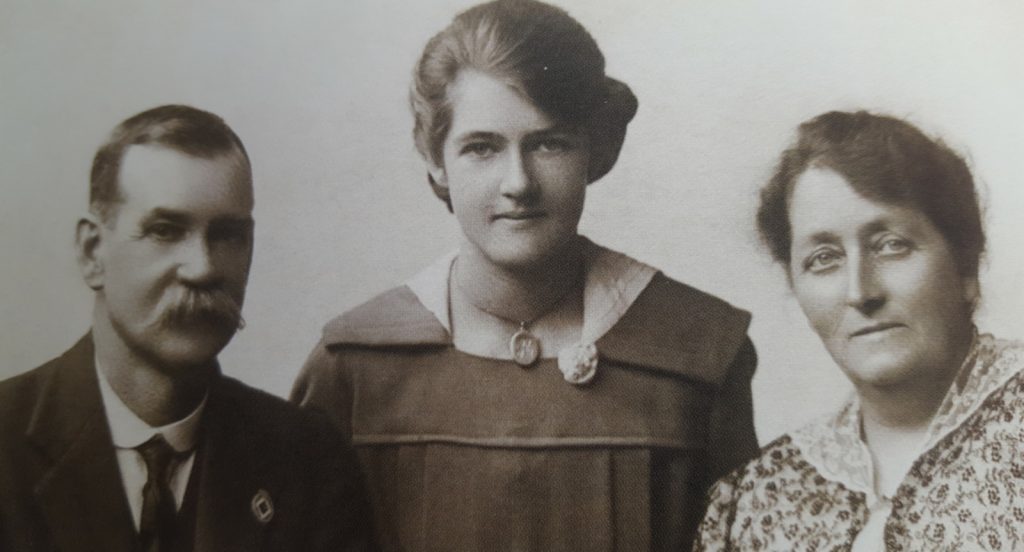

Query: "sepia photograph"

xmin=2 ymin=0 xmax=1022 ymax=549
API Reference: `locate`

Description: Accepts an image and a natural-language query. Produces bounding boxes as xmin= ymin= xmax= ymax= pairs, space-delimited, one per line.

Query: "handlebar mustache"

xmin=160 ymin=287 xmax=245 ymax=330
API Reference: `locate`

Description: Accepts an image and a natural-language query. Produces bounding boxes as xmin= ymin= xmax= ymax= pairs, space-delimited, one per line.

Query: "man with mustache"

xmin=0 ymin=105 xmax=373 ymax=551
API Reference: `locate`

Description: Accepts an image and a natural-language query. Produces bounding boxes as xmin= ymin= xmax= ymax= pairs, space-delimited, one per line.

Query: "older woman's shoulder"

xmin=320 ymin=285 xmax=449 ymax=348
xmin=711 ymin=434 xmax=805 ymax=491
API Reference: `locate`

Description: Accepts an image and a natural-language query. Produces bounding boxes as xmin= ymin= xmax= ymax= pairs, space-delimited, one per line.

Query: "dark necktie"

xmin=136 ymin=434 xmax=181 ymax=552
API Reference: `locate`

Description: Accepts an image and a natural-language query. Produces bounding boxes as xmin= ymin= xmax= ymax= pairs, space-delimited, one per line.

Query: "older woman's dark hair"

xmin=411 ymin=0 xmax=638 ymax=209
xmin=90 ymin=104 xmax=250 ymax=221
xmin=757 ymin=110 xmax=985 ymax=280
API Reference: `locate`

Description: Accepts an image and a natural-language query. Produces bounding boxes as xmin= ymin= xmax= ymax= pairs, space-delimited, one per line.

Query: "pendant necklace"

xmin=454 ymin=261 xmax=579 ymax=368
xmin=509 ymin=321 xmax=542 ymax=367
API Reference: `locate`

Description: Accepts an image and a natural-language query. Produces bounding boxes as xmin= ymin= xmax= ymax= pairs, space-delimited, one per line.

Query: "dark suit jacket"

xmin=0 ymin=334 xmax=374 ymax=552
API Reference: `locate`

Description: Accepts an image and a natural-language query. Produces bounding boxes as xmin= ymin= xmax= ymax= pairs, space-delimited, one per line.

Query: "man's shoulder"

xmin=213 ymin=376 xmax=341 ymax=444
xmin=0 ymin=350 xmax=77 ymax=436
xmin=0 ymin=366 xmax=46 ymax=436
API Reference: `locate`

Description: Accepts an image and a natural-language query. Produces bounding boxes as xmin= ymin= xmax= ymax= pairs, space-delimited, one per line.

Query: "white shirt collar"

xmin=95 ymin=358 xmax=206 ymax=453
xmin=405 ymin=238 xmax=658 ymax=347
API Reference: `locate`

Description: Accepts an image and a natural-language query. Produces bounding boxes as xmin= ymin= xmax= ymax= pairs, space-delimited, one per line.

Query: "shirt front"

xmin=95 ymin=361 xmax=206 ymax=530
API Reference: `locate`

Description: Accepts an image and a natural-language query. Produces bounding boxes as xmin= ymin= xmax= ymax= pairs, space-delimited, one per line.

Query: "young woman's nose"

xmin=499 ymin=149 xmax=537 ymax=199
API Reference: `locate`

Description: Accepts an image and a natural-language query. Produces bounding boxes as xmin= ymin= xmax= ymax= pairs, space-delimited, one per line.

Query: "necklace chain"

xmin=452 ymin=258 xmax=580 ymax=331
xmin=451 ymin=257 xmax=581 ymax=368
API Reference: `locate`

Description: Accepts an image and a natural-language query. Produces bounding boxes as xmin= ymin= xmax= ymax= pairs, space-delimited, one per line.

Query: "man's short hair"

xmin=90 ymin=105 xmax=250 ymax=220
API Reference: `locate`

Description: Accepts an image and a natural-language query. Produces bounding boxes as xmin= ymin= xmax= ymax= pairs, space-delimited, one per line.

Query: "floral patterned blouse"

xmin=694 ymin=333 xmax=1024 ymax=551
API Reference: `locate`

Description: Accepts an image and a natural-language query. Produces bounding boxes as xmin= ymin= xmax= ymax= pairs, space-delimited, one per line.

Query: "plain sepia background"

xmin=2 ymin=0 xmax=1021 ymax=443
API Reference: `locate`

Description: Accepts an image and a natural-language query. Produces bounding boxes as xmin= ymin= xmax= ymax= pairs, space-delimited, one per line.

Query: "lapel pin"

xmin=251 ymin=489 xmax=274 ymax=524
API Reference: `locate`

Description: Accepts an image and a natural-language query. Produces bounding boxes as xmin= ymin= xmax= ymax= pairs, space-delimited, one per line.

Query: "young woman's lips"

xmin=494 ymin=210 xmax=545 ymax=221
xmin=850 ymin=322 xmax=905 ymax=338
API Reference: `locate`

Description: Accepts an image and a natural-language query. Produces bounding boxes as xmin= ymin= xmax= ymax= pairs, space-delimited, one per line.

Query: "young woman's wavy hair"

xmin=410 ymin=0 xmax=638 ymax=210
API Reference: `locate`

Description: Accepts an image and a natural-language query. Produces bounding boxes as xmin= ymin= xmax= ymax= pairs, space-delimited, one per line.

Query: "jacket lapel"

xmin=193 ymin=377 xmax=277 ymax=552
xmin=27 ymin=335 xmax=137 ymax=552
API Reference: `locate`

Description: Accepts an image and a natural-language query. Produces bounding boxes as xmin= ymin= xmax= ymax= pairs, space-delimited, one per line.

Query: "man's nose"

xmin=176 ymin=236 xmax=219 ymax=286
xmin=846 ymin=255 xmax=885 ymax=314
xmin=499 ymin=150 xmax=537 ymax=199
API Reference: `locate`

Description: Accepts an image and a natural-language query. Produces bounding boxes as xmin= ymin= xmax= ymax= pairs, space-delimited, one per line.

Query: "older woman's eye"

xmin=875 ymin=237 xmax=913 ymax=257
xmin=805 ymin=249 xmax=843 ymax=273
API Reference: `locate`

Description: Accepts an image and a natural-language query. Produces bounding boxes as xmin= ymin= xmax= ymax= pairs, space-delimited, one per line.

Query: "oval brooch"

xmin=558 ymin=342 xmax=598 ymax=385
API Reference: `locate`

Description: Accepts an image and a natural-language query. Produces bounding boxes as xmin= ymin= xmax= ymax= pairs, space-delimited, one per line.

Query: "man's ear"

xmin=76 ymin=213 xmax=105 ymax=290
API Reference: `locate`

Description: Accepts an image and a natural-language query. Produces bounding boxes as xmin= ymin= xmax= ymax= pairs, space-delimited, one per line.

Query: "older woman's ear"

xmin=963 ymin=276 xmax=980 ymax=310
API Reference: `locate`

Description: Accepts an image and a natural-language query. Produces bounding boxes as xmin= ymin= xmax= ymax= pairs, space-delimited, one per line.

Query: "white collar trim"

xmin=405 ymin=238 xmax=658 ymax=347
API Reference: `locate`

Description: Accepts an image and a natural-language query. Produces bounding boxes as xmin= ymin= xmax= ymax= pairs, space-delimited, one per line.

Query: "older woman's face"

xmin=430 ymin=70 xmax=589 ymax=270
xmin=787 ymin=167 xmax=977 ymax=390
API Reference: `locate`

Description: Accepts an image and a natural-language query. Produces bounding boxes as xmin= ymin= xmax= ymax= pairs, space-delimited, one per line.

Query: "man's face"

xmin=87 ymin=144 xmax=254 ymax=371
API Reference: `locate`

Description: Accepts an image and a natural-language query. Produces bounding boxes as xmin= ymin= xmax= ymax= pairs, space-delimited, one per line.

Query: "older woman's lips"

xmin=850 ymin=323 xmax=905 ymax=338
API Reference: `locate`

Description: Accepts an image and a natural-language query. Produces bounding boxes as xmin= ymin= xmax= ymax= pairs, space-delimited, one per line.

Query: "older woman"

xmin=695 ymin=111 xmax=1024 ymax=551
xmin=292 ymin=0 xmax=758 ymax=549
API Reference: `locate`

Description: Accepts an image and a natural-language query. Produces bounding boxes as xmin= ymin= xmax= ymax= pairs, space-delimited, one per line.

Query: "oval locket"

xmin=509 ymin=325 xmax=541 ymax=367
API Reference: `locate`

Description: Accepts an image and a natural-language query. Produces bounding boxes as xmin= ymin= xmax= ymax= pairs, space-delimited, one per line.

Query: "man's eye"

xmin=211 ymin=226 xmax=252 ymax=246
xmin=461 ymin=142 xmax=497 ymax=158
xmin=146 ymin=223 xmax=185 ymax=242
xmin=805 ymin=249 xmax=843 ymax=273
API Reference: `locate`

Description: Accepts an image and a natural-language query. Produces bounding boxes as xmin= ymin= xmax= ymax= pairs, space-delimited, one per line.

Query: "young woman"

xmin=294 ymin=1 xmax=758 ymax=549
xmin=695 ymin=111 xmax=1024 ymax=551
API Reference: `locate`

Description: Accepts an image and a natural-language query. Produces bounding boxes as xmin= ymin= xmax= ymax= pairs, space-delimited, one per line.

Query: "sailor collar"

xmin=321 ymin=238 xmax=751 ymax=386
xmin=403 ymin=238 xmax=657 ymax=383
xmin=407 ymin=238 xmax=656 ymax=345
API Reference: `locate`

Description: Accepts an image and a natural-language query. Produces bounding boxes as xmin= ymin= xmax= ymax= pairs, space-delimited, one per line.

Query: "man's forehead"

xmin=115 ymin=144 xmax=253 ymax=219
xmin=120 ymin=143 xmax=250 ymax=178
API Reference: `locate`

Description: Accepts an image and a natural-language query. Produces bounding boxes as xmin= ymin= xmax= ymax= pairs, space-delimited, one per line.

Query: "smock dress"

xmin=293 ymin=240 xmax=758 ymax=551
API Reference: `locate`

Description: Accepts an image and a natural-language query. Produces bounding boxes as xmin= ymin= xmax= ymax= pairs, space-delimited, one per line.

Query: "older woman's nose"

xmin=845 ymin=256 xmax=885 ymax=314
xmin=499 ymin=150 xmax=537 ymax=199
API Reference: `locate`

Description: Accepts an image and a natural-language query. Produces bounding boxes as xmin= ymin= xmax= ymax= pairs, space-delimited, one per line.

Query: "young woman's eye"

xmin=534 ymin=137 xmax=573 ymax=153
xmin=805 ymin=249 xmax=843 ymax=273
xmin=146 ymin=222 xmax=186 ymax=242
xmin=460 ymin=142 xmax=497 ymax=158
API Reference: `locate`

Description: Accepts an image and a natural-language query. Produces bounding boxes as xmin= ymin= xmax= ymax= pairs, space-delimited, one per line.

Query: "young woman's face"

xmin=787 ymin=167 xmax=977 ymax=391
xmin=431 ymin=70 xmax=589 ymax=270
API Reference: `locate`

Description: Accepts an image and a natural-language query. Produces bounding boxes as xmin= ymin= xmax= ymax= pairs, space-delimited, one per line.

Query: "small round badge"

xmin=558 ymin=342 xmax=598 ymax=385
xmin=251 ymin=489 xmax=274 ymax=524
xmin=509 ymin=328 xmax=540 ymax=367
